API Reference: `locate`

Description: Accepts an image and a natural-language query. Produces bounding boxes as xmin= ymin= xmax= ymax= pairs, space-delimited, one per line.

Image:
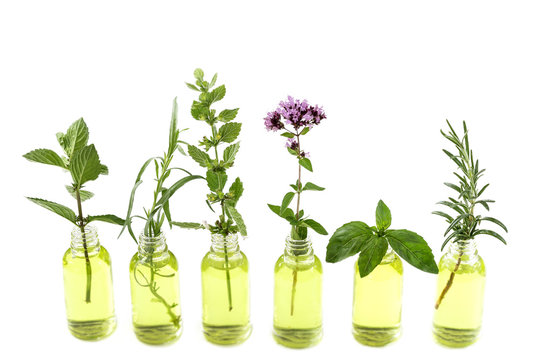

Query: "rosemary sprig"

xmin=24 ymin=118 xmax=125 ymax=303
xmin=433 ymin=120 xmax=508 ymax=309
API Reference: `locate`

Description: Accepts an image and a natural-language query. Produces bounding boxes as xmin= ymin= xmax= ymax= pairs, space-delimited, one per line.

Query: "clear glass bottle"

xmin=201 ymin=233 xmax=251 ymax=344
xmin=129 ymin=232 xmax=182 ymax=345
xmin=273 ymin=234 xmax=323 ymax=348
xmin=433 ymin=239 xmax=485 ymax=347
xmin=62 ymin=225 xmax=116 ymax=340
xmin=352 ymin=248 xmax=403 ymax=346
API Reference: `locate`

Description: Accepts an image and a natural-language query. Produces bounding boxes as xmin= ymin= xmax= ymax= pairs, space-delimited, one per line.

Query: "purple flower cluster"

xmin=264 ymin=96 xmax=326 ymax=131
xmin=286 ymin=138 xmax=309 ymax=158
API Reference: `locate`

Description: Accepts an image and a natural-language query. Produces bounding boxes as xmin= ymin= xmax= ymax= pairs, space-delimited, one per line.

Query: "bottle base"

xmin=352 ymin=324 xmax=400 ymax=346
xmin=433 ymin=324 xmax=480 ymax=348
xmin=68 ymin=316 xmax=116 ymax=341
xmin=133 ymin=322 xmax=182 ymax=345
xmin=203 ymin=323 xmax=252 ymax=345
xmin=273 ymin=325 xmax=322 ymax=348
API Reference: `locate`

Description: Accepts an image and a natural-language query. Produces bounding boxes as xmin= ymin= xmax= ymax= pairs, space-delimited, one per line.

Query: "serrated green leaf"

xmin=218 ymin=122 xmax=242 ymax=143
xmin=191 ymin=101 xmax=209 ymax=121
xmin=70 ymin=144 xmax=102 ymax=185
xmin=171 ymin=221 xmax=205 ymax=229
xmin=326 ymin=221 xmax=372 ymax=263
xmin=375 ymin=200 xmax=392 ymax=231
xmin=23 ymin=148 xmax=67 ymax=169
xmin=303 ymin=219 xmax=328 ymax=235
xmin=27 ymin=197 xmax=77 ymax=224
xmin=303 ymin=182 xmax=325 ymax=191
xmin=194 ymin=68 xmax=204 ymax=81
xmin=386 ymin=229 xmax=438 ymax=274
xmin=218 ymin=109 xmax=239 ymax=122
xmin=358 ymin=235 xmax=388 ymax=277
xmin=280 ymin=192 xmax=295 ymax=215
xmin=188 ymin=145 xmax=211 ymax=167
xmin=65 ymin=185 xmax=94 ymax=202
xmin=100 ymin=164 xmax=109 ymax=175
xmin=228 ymin=177 xmax=243 ymax=206
xmin=206 ymin=170 xmax=227 ymax=192
xmin=87 ymin=214 xmax=125 ymax=225
xmin=226 ymin=204 xmax=247 ymax=236
xmin=65 ymin=118 xmax=89 ymax=156
xmin=223 ymin=143 xmax=240 ymax=164
xmin=206 ymin=85 xmax=226 ymax=104
xmin=299 ymin=158 xmax=313 ymax=172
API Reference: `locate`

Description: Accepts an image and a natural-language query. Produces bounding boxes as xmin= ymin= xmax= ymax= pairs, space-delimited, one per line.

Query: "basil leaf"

xmin=386 ymin=229 xmax=438 ymax=274
xmin=326 ymin=221 xmax=372 ymax=263
xmin=375 ymin=200 xmax=392 ymax=230
xmin=358 ymin=235 xmax=388 ymax=277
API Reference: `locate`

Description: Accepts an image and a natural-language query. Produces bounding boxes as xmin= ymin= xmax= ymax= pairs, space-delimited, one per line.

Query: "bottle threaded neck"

xmin=211 ymin=233 xmax=239 ymax=254
xmin=71 ymin=225 xmax=100 ymax=257
xmin=448 ymin=239 xmax=479 ymax=263
xmin=138 ymin=232 xmax=168 ymax=261
xmin=285 ymin=234 xmax=313 ymax=257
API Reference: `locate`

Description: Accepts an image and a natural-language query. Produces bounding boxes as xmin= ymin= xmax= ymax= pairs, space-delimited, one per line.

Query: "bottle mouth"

xmin=211 ymin=233 xmax=239 ymax=253
xmin=285 ymin=235 xmax=313 ymax=257
xmin=138 ymin=231 xmax=168 ymax=260
xmin=70 ymin=225 xmax=100 ymax=257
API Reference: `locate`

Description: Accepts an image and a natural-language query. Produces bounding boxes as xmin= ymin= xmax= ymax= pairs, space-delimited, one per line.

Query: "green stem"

xmin=148 ymin=256 xmax=180 ymax=327
xmin=75 ymin=188 xmax=92 ymax=304
xmin=290 ymin=132 xmax=302 ymax=316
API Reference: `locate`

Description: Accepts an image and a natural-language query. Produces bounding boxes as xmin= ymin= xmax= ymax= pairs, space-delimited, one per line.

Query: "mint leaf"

xmin=375 ymin=200 xmax=392 ymax=230
xmin=326 ymin=221 xmax=372 ymax=263
xmin=70 ymin=144 xmax=102 ymax=185
xmin=207 ymin=169 xmax=228 ymax=192
xmin=302 ymin=219 xmax=328 ymax=235
xmin=194 ymin=68 xmax=204 ymax=82
xmin=186 ymin=82 xmax=199 ymax=91
xmin=226 ymin=204 xmax=247 ymax=236
xmin=87 ymin=214 xmax=125 ymax=225
xmin=65 ymin=118 xmax=89 ymax=156
xmin=172 ymin=221 xmax=205 ymax=229
xmin=358 ymin=235 xmax=388 ymax=277
xmin=65 ymin=185 xmax=94 ymax=202
xmin=299 ymin=158 xmax=313 ymax=172
xmin=223 ymin=143 xmax=240 ymax=165
xmin=303 ymin=182 xmax=325 ymax=191
xmin=280 ymin=192 xmax=295 ymax=215
xmin=26 ymin=197 xmax=77 ymax=224
xmin=218 ymin=109 xmax=239 ymax=122
xmin=386 ymin=229 xmax=438 ymax=274
xmin=218 ymin=122 xmax=241 ymax=143
xmin=188 ymin=145 xmax=211 ymax=167
xmin=23 ymin=148 xmax=67 ymax=169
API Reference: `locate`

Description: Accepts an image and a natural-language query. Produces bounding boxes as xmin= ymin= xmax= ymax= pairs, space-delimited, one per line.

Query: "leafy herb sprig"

xmin=265 ymin=96 xmax=328 ymax=241
xmin=326 ymin=200 xmax=438 ymax=277
xmin=24 ymin=118 xmax=124 ymax=303
xmin=118 ymin=98 xmax=203 ymax=327
xmin=433 ymin=120 xmax=507 ymax=309
xmin=174 ymin=69 xmax=246 ymax=312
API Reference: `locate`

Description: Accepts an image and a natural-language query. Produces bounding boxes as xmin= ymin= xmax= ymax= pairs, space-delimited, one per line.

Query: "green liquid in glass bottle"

xmin=352 ymin=249 xmax=403 ymax=346
xmin=273 ymin=235 xmax=323 ymax=348
xmin=433 ymin=239 xmax=485 ymax=347
xmin=201 ymin=233 xmax=251 ymax=345
xmin=129 ymin=232 xmax=182 ymax=345
xmin=63 ymin=226 xmax=116 ymax=340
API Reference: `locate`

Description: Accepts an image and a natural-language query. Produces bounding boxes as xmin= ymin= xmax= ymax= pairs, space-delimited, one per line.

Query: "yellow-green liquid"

xmin=129 ymin=251 xmax=182 ymax=345
xmin=201 ymin=250 xmax=251 ymax=345
xmin=433 ymin=256 xmax=485 ymax=347
xmin=273 ymin=254 xmax=323 ymax=348
xmin=352 ymin=253 xmax=403 ymax=346
xmin=63 ymin=246 xmax=116 ymax=340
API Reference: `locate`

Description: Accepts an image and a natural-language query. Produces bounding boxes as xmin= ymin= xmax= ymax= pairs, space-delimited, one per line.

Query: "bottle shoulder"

xmin=439 ymin=252 xmax=485 ymax=275
xmin=202 ymin=249 xmax=247 ymax=270
xmin=275 ymin=253 xmax=322 ymax=273
xmin=63 ymin=245 xmax=110 ymax=264
xmin=129 ymin=249 xmax=177 ymax=270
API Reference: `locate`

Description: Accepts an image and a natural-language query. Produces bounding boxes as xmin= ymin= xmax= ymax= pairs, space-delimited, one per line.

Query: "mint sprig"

xmin=326 ymin=200 xmax=438 ymax=277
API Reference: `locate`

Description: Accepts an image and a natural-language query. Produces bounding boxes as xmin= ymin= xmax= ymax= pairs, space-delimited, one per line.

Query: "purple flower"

xmin=264 ymin=96 xmax=326 ymax=131
xmin=264 ymin=111 xmax=284 ymax=131
xmin=286 ymin=138 xmax=299 ymax=151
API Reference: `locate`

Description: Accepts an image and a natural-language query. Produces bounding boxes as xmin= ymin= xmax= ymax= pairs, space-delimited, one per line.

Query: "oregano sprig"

xmin=326 ymin=200 xmax=438 ymax=277
xmin=24 ymin=118 xmax=125 ymax=303
xmin=433 ymin=120 xmax=508 ymax=309
xmin=174 ymin=68 xmax=246 ymax=312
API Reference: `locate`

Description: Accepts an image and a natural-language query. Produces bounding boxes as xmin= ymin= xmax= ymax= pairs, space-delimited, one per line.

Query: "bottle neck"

xmin=447 ymin=239 xmax=479 ymax=264
xmin=71 ymin=225 xmax=100 ymax=257
xmin=380 ymin=247 xmax=396 ymax=264
xmin=284 ymin=234 xmax=313 ymax=258
xmin=138 ymin=232 xmax=169 ymax=262
xmin=211 ymin=233 xmax=239 ymax=254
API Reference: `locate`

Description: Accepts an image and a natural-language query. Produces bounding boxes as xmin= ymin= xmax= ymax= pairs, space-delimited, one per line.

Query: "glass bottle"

xmin=201 ymin=233 xmax=251 ymax=344
xmin=273 ymin=234 xmax=323 ymax=348
xmin=62 ymin=225 xmax=116 ymax=340
xmin=129 ymin=232 xmax=182 ymax=345
xmin=352 ymin=247 xmax=403 ymax=346
xmin=433 ymin=239 xmax=485 ymax=347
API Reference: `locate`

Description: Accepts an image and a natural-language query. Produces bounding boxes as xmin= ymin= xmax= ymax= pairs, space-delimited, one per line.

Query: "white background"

xmin=1 ymin=1 xmax=538 ymax=359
